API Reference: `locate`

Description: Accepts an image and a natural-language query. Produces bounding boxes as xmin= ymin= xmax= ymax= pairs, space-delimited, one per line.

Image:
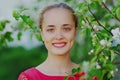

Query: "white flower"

xmin=93 ymin=25 xmax=103 ymax=31
xmin=105 ymin=56 xmax=109 ymax=60
xmin=96 ymin=64 xmax=101 ymax=69
xmin=82 ymin=20 xmax=85 ymax=24
xmin=112 ymin=40 xmax=120 ymax=46
xmin=88 ymin=49 xmax=94 ymax=55
xmin=95 ymin=62 xmax=101 ymax=69
xmin=111 ymin=28 xmax=120 ymax=46
xmin=110 ymin=70 xmax=114 ymax=76
xmin=100 ymin=40 xmax=107 ymax=45
xmin=100 ymin=39 xmax=111 ymax=46
xmin=115 ymin=68 xmax=118 ymax=72
xmin=91 ymin=32 xmax=97 ymax=38
xmin=111 ymin=28 xmax=120 ymax=38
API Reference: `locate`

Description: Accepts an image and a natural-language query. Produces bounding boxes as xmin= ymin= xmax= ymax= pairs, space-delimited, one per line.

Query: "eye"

xmin=63 ymin=28 xmax=71 ymax=32
xmin=47 ymin=29 xmax=54 ymax=32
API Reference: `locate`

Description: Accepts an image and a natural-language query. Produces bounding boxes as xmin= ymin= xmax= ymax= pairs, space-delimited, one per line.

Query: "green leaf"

xmin=0 ymin=22 xmax=5 ymax=31
xmin=94 ymin=45 xmax=102 ymax=55
xmin=104 ymin=14 xmax=113 ymax=20
xmin=12 ymin=10 xmax=20 ymax=20
xmin=107 ymin=73 xmax=112 ymax=79
xmin=89 ymin=3 xmax=97 ymax=10
xmin=86 ymin=28 xmax=91 ymax=37
xmin=26 ymin=19 xmax=34 ymax=27
xmin=116 ymin=7 xmax=120 ymax=20
xmin=91 ymin=0 xmax=102 ymax=3
xmin=23 ymin=25 xmax=30 ymax=31
xmin=78 ymin=3 xmax=86 ymax=9
xmin=17 ymin=32 xmax=22 ymax=40
xmin=99 ymin=54 xmax=105 ymax=63
xmin=35 ymin=33 xmax=42 ymax=41
xmin=106 ymin=64 xmax=115 ymax=70
xmin=0 ymin=35 xmax=5 ymax=46
xmin=4 ymin=32 xmax=14 ymax=42
xmin=21 ymin=15 xmax=30 ymax=22
xmin=72 ymin=68 xmax=77 ymax=75
xmin=20 ymin=8 xmax=29 ymax=13
xmin=64 ymin=77 xmax=68 ymax=80
xmin=71 ymin=67 xmax=80 ymax=75
xmin=90 ymin=56 xmax=97 ymax=64
xmin=96 ymin=32 xmax=103 ymax=40
xmin=0 ymin=20 xmax=10 ymax=31
xmin=0 ymin=22 xmax=3 ymax=31
xmin=88 ymin=68 xmax=102 ymax=79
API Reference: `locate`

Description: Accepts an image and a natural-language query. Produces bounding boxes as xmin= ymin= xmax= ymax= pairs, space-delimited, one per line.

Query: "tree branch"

xmin=85 ymin=17 xmax=94 ymax=31
xmin=88 ymin=5 xmax=113 ymax=36
xmin=113 ymin=61 xmax=120 ymax=65
xmin=85 ymin=17 xmax=100 ymax=40
xmin=115 ymin=51 xmax=120 ymax=56
xmin=102 ymin=2 xmax=120 ymax=22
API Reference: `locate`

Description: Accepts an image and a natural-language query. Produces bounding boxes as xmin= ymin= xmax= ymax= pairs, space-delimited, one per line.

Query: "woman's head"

xmin=39 ymin=3 xmax=78 ymax=55
xmin=39 ymin=3 xmax=78 ymax=29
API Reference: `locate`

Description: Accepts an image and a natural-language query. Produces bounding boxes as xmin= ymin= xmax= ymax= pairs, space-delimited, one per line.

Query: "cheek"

xmin=67 ymin=33 xmax=76 ymax=49
xmin=67 ymin=32 xmax=76 ymax=41
xmin=42 ymin=34 xmax=51 ymax=49
xmin=42 ymin=31 xmax=51 ymax=41
xmin=43 ymin=35 xmax=51 ymax=42
xmin=42 ymin=33 xmax=54 ymax=46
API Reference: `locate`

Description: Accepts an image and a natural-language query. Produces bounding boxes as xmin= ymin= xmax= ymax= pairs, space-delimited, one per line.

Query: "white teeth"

xmin=54 ymin=43 xmax=64 ymax=47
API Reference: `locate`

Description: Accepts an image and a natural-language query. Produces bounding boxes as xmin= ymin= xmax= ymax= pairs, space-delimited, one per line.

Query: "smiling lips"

xmin=52 ymin=42 xmax=67 ymax=48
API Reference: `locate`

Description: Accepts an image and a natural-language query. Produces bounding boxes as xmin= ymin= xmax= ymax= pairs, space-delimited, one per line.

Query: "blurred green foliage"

xmin=0 ymin=45 xmax=47 ymax=80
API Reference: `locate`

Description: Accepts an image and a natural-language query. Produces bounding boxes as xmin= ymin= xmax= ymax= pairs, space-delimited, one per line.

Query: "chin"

xmin=53 ymin=53 xmax=68 ymax=56
xmin=52 ymin=50 xmax=70 ymax=56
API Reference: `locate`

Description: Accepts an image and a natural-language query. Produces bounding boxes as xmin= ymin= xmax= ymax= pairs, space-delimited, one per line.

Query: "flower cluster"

xmin=111 ymin=28 xmax=120 ymax=46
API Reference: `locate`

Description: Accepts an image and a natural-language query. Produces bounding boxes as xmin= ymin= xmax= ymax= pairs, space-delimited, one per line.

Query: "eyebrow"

xmin=62 ymin=24 xmax=73 ymax=28
xmin=62 ymin=24 xmax=71 ymax=26
xmin=47 ymin=25 xmax=55 ymax=27
xmin=46 ymin=24 xmax=72 ymax=28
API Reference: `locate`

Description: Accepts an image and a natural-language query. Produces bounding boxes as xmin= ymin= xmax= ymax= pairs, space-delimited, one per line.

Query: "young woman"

xmin=18 ymin=3 xmax=82 ymax=80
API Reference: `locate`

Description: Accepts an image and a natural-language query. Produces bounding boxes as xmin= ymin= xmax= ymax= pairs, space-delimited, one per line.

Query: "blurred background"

xmin=0 ymin=0 xmax=120 ymax=80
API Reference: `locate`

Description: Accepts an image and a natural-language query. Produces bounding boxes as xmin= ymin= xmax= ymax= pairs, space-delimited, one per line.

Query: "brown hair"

xmin=39 ymin=3 xmax=78 ymax=29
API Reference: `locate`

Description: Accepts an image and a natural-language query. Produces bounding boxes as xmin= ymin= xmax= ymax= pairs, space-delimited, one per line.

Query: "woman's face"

xmin=41 ymin=8 xmax=77 ymax=56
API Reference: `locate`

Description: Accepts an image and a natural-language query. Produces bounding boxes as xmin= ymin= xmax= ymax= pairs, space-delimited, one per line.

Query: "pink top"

xmin=18 ymin=67 xmax=85 ymax=80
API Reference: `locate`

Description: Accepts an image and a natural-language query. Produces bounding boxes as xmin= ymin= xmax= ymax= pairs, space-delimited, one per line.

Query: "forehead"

xmin=42 ymin=8 xmax=74 ymax=25
xmin=43 ymin=8 xmax=72 ymax=16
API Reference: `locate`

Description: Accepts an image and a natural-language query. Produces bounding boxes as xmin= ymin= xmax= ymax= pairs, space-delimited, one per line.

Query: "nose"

xmin=55 ymin=30 xmax=63 ymax=40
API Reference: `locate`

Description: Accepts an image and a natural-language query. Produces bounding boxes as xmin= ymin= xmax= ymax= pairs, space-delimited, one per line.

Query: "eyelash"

xmin=46 ymin=28 xmax=71 ymax=32
xmin=63 ymin=28 xmax=71 ymax=31
xmin=47 ymin=29 xmax=54 ymax=32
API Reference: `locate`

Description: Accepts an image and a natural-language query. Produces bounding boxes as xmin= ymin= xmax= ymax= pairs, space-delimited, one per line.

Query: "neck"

xmin=37 ymin=52 xmax=77 ymax=76
xmin=46 ymin=52 xmax=72 ymax=69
